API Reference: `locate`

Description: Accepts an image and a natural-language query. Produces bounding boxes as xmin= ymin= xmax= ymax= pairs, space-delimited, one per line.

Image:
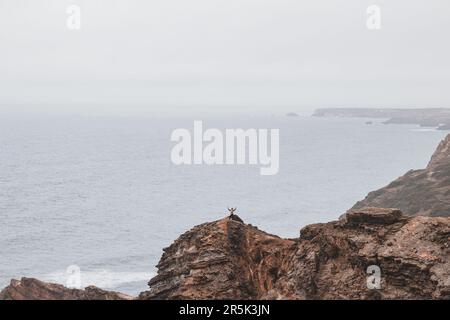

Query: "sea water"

xmin=0 ymin=114 xmax=446 ymax=295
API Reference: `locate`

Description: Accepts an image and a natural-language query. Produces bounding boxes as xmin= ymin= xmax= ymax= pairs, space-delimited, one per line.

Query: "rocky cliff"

xmin=0 ymin=277 xmax=132 ymax=300
xmin=2 ymin=209 xmax=449 ymax=300
xmin=139 ymin=214 xmax=295 ymax=300
xmin=141 ymin=209 xmax=450 ymax=300
xmin=352 ymin=135 xmax=450 ymax=216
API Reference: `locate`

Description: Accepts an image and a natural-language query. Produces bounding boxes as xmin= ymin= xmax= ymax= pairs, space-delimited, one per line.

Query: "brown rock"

xmin=344 ymin=207 xmax=404 ymax=226
xmin=429 ymin=135 xmax=450 ymax=168
xmin=352 ymin=134 xmax=450 ymax=217
xmin=142 ymin=210 xmax=450 ymax=300
xmin=139 ymin=216 xmax=295 ymax=300
xmin=2 ymin=209 xmax=449 ymax=300
xmin=0 ymin=277 xmax=133 ymax=300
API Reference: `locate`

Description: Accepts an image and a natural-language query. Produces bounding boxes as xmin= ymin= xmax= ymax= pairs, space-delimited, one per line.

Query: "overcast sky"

xmin=0 ymin=0 xmax=449 ymax=115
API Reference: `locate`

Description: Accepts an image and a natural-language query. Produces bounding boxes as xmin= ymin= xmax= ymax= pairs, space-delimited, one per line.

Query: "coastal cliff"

xmin=1 ymin=209 xmax=449 ymax=300
xmin=140 ymin=209 xmax=450 ymax=300
xmin=139 ymin=214 xmax=295 ymax=300
xmin=353 ymin=135 xmax=450 ymax=216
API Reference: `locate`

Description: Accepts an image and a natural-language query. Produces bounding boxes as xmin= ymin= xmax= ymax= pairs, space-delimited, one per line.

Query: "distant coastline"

xmin=313 ymin=108 xmax=450 ymax=130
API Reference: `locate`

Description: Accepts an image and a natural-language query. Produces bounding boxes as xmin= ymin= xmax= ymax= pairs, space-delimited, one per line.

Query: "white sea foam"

xmin=39 ymin=269 xmax=155 ymax=290
xmin=411 ymin=128 xmax=438 ymax=132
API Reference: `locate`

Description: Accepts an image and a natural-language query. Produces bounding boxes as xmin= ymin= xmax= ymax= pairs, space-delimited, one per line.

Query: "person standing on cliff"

xmin=227 ymin=207 xmax=244 ymax=223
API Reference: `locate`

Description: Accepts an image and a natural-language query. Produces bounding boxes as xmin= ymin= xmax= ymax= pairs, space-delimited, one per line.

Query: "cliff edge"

xmin=2 ymin=210 xmax=449 ymax=300
xmin=352 ymin=135 xmax=450 ymax=216
xmin=141 ymin=210 xmax=450 ymax=300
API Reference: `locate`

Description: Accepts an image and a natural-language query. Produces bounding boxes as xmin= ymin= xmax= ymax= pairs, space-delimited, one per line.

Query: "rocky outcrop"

xmin=139 ymin=216 xmax=295 ymax=300
xmin=429 ymin=135 xmax=450 ymax=168
xmin=142 ymin=211 xmax=450 ymax=300
xmin=2 ymin=210 xmax=449 ymax=300
xmin=344 ymin=207 xmax=404 ymax=225
xmin=352 ymin=135 xmax=450 ymax=216
xmin=0 ymin=277 xmax=133 ymax=300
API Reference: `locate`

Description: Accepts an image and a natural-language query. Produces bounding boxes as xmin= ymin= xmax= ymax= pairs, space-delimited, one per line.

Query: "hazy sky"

xmin=0 ymin=0 xmax=449 ymax=115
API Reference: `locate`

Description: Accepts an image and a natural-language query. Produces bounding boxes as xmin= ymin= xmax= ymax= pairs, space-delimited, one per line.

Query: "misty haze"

xmin=1 ymin=0 xmax=450 ymax=303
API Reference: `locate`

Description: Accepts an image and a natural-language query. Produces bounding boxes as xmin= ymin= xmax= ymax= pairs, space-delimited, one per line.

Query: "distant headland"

xmin=313 ymin=108 xmax=450 ymax=130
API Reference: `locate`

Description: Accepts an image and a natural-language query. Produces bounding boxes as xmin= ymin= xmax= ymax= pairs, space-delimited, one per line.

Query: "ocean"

xmin=0 ymin=114 xmax=446 ymax=295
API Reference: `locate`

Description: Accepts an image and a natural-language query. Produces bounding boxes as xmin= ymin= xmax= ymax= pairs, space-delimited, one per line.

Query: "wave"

xmin=410 ymin=128 xmax=438 ymax=132
xmin=39 ymin=268 xmax=155 ymax=290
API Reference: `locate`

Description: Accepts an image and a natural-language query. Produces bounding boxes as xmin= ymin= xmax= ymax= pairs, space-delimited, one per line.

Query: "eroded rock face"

xmin=142 ymin=211 xmax=450 ymax=300
xmin=139 ymin=216 xmax=295 ymax=300
xmin=291 ymin=212 xmax=450 ymax=299
xmin=1 ymin=210 xmax=449 ymax=300
xmin=344 ymin=207 xmax=404 ymax=226
xmin=353 ymin=134 xmax=450 ymax=216
xmin=0 ymin=277 xmax=133 ymax=300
